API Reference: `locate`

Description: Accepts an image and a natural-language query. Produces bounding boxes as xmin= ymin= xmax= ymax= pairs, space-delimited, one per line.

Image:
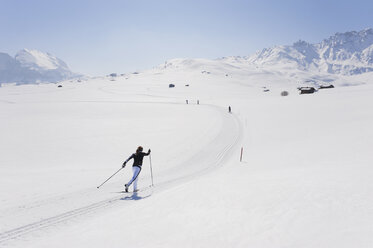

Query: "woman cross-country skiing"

xmin=122 ymin=146 xmax=151 ymax=192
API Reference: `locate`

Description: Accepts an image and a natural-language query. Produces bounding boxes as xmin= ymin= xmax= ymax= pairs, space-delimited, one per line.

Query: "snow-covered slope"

xmin=0 ymin=49 xmax=80 ymax=84
xmin=1 ymin=28 xmax=373 ymax=248
xmin=15 ymin=49 xmax=69 ymax=71
xmin=247 ymin=28 xmax=373 ymax=75
xmin=1 ymin=55 xmax=373 ymax=247
xmin=154 ymin=28 xmax=373 ymax=78
xmin=0 ymin=53 xmax=18 ymax=84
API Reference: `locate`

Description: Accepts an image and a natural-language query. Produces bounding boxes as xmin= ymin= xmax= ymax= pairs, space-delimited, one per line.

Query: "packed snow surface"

xmin=0 ymin=61 xmax=373 ymax=247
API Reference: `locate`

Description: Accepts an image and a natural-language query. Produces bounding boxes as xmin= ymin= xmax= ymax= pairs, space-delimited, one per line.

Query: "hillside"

xmin=0 ymin=28 xmax=373 ymax=247
xmin=1 ymin=59 xmax=373 ymax=247
xmin=0 ymin=49 xmax=80 ymax=85
xmin=246 ymin=28 xmax=373 ymax=75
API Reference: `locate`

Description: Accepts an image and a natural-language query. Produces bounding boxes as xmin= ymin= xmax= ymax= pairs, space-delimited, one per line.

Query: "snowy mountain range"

xmin=2 ymin=28 xmax=372 ymax=85
xmin=0 ymin=49 xmax=80 ymax=84
xmin=245 ymin=28 xmax=373 ymax=75
xmin=161 ymin=28 xmax=373 ymax=76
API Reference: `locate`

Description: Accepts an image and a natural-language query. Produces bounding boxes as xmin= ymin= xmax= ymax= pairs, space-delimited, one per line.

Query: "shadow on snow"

xmin=120 ymin=192 xmax=152 ymax=201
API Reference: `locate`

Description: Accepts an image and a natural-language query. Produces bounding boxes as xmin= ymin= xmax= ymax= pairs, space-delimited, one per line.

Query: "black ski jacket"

xmin=125 ymin=151 xmax=150 ymax=167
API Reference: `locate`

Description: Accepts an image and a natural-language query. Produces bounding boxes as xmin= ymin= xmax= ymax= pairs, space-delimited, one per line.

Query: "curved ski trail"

xmin=0 ymin=103 xmax=242 ymax=244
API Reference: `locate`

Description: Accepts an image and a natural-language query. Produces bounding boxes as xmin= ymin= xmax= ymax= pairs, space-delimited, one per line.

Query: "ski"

xmin=117 ymin=185 xmax=153 ymax=194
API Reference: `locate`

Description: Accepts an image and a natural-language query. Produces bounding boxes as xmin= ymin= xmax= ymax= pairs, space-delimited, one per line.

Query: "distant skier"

xmin=228 ymin=106 xmax=231 ymax=113
xmin=122 ymin=146 xmax=151 ymax=192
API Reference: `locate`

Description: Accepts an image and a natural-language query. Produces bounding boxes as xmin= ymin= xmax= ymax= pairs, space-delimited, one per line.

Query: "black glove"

xmin=122 ymin=162 xmax=126 ymax=168
xmin=148 ymin=149 xmax=151 ymax=153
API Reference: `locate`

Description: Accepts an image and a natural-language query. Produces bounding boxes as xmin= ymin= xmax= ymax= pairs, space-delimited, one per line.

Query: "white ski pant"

xmin=127 ymin=166 xmax=141 ymax=190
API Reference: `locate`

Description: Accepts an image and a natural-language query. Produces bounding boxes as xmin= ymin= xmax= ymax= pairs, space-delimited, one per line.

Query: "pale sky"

xmin=1 ymin=0 xmax=372 ymax=76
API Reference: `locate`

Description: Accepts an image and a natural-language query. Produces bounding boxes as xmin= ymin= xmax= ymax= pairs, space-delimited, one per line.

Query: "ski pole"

xmin=149 ymin=154 xmax=154 ymax=187
xmin=97 ymin=167 xmax=123 ymax=189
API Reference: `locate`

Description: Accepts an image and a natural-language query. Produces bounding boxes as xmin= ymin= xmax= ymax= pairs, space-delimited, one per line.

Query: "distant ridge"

xmin=0 ymin=49 xmax=81 ymax=85
xmin=245 ymin=28 xmax=373 ymax=75
xmin=158 ymin=28 xmax=373 ymax=76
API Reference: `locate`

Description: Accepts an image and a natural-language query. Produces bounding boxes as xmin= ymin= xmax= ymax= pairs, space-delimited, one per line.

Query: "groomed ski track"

xmin=0 ymin=101 xmax=242 ymax=245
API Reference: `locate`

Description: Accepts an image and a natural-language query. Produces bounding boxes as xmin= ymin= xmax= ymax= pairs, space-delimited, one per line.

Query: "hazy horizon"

xmin=1 ymin=0 xmax=373 ymax=76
